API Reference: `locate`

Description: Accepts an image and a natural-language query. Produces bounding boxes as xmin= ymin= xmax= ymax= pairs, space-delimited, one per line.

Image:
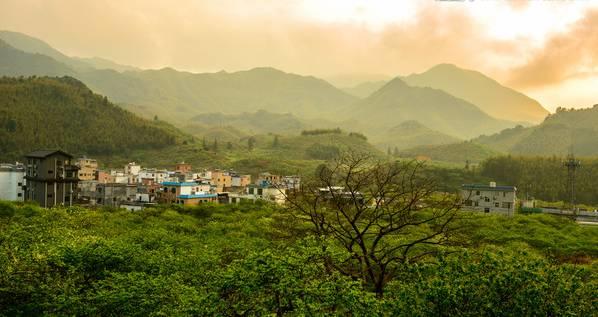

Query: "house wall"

xmin=0 ymin=166 xmax=25 ymax=201
xmin=461 ymin=189 xmax=516 ymax=215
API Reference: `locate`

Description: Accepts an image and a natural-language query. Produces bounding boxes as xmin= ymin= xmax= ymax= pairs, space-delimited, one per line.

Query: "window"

xmin=17 ymin=193 xmax=22 ymax=197
xmin=475 ymin=190 xmax=480 ymax=196
xmin=502 ymin=202 xmax=511 ymax=209
xmin=48 ymin=170 xmax=54 ymax=174
xmin=17 ymin=182 xmax=22 ymax=186
xmin=484 ymin=197 xmax=490 ymax=202
xmin=503 ymin=192 xmax=506 ymax=197
xmin=494 ymin=202 xmax=499 ymax=207
xmin=47 ymin=193 xmax=53 ymax=198
xmin=171 ymin=188 xmax=176 ymax=193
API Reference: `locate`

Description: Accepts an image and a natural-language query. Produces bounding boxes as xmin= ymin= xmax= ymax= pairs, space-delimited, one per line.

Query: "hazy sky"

xmin=1 ymin=0 xmax=597 ymax=111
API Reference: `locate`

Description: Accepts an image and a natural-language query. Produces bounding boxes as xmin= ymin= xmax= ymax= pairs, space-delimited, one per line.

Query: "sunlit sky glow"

xmin=1 ymin=0 xmax=597 ymax=111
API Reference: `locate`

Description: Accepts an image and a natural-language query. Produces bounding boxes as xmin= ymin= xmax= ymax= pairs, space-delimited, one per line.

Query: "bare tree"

xmin=283 ymin=152 xmax=462 ymax=296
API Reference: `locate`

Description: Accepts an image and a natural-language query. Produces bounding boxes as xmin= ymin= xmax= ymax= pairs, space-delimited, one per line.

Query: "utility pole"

xmin=563 ymin=154 xmax=580 ymax=215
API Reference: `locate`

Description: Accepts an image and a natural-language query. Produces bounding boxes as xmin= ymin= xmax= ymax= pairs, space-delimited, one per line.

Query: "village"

xmin=2 ymin=149 xmax=598 ymax=223
xmin=0 ymin=150 xmax=300 ymax=210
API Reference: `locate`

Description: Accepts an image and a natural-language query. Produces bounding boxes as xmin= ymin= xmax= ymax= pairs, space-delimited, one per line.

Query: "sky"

xmin=0 ymin=0 xmax=597 ymax=111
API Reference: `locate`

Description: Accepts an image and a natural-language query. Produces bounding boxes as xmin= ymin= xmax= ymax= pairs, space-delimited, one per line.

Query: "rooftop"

xmin=25 ymin=149 xmax=73 ymax=159
xmin=462 ymin=184 xmax=516 ymax=191
xmin=162 ymin=181 xmax=202 ymax=186
xmin=178 ymin=194 xmax=217 ymax=199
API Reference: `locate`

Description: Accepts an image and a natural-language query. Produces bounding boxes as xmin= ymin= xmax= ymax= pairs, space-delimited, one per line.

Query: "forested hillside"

xmin=475 ymin=106 xmax=598 ymax=156
xmin=375 ymin=120 xmax=461 ymax=151
xmin=0 ymin=76 xmax=179 ymax=160
xmin=480 ymin=155 xmax=598 ymax=205
xmin=396 ymin=141 xmax=501 ymax=164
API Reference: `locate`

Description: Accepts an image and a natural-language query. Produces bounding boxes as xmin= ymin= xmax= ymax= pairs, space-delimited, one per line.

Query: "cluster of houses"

xmin=0 ymin=150 xmax=519 ymax=215
xmin=0 ymin=150 xmax=300 ymax=210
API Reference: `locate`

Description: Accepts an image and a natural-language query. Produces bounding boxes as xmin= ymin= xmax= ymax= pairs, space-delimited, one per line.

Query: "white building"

xmin=246 ymin=184 xmax=287 ymax=204
xmin=137 ymin=169 xmax=170 ymax=184
xmin=124 ymin=162 xmax=141 ymax=176
xmin=460 ymin=182 xmax=517 ymax=216
xmin=0 ymin=163 xmax=25 ymax=201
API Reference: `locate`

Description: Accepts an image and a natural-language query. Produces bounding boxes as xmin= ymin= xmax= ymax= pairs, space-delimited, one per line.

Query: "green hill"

xmin=397 ymin=141 xmax=502 ymax=163
xmin=0 ymin=39 xmax=75 ymax=77
xmin=348 ymin=78 xmax=515 ymax=139
xmin=190 ymin=110 xmax=308 ymax=135
xmin=474 ymin=106 xmax=598 ymax=156
xmin=374 ymin=120 xmax=461 ymax=151
xmin=403 ymin=64 xmax=548 ymax=124
xmin=0 ymin=76 xmax=180 ymax=161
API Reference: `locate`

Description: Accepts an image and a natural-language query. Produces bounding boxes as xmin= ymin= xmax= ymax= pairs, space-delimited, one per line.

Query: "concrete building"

xmin=461 ymin=182 xmax=517 ymax=216
xmin=24 ymin=150 xmax=79 ymax=208
xmin=211 ymin=170 xmax=232 ymax=193
xmin=77 ymin=180 xmax=98 ymax=205
xmin=257 ymin=172 xmax=281 ymax=186
xmin=95 ymin=170 xmax=115 ymax=183
xmin=159 ymin=181 xmax=214 ymax=204
xmin=0 ymin=163 xmax=25 ymax=201
xmin=95 ymin=183 xmax=138 ymax=207
xmin=231 ymin=173 xmax=251 ymax=188
xmin=75 ymin=157 xmax=98 ymax=181
xmin=246 ymin=184 xmax=287 ymax=204
xmin=124 ymin=162 xmax=141 ymax=176
xmin=175 ymin=162 xmax=192 ymax=174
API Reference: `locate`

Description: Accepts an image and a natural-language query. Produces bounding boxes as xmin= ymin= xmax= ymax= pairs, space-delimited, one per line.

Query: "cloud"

xmin=507 ymin=9 xmax=598 ymax=88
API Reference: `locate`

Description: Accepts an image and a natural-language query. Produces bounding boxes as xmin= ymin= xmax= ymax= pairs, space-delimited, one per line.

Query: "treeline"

xmin=0 ymin=76 xmax=179 ymax=161
xmin=301 ymin=128 xmax=342 ymax=136
xmin=479 ymin=156 xmax=598 ymax=205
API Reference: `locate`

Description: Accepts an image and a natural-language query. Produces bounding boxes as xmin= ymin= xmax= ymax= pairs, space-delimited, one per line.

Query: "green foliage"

xmin=305 ymin=143 xmax=340 ymax=160
xmin=0 ymin=76 xmax=180 ymax=161
xmin=476 ymin=106 xmax=598 ymax=156
xmin=374 ymin=120 xmax=461 ymax=151
xmin=397 ymin=141 xmax=502 ymax=163
xmin=301 ymin=128 xmax=342 ymax=136
xmin=479 ymin=155 xmax=598 ymax=204
xmin=0 ymin=202 xmax=594 ymax=315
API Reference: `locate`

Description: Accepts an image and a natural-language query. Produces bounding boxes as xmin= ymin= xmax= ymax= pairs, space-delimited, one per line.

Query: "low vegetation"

xmin=0 ymin=200 xmax=595 ymax=316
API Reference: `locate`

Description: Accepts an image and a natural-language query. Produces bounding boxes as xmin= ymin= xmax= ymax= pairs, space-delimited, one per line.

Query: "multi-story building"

xmin=24 ymin=150 xmax=79 ymax=207
xmin=246 ymin=184 xmax=287 ymax=204
xmin=231 ymin=173 xmax=251 ymax=188
xmin=95 ymin=183 xmax=138 ymax=207
xmin=175 ymin=162 xmax=192 ymax=174
xmin=75 ymin=157 xmax=98 ymax=181
xmin=124 ymin=162 xmax=141 ymax=176
xmin=159 ymin=181 xmax=216 ymax=205
xmin=95 ymin=170 xmax=115 ymax=183
xmin=211 ymin=170 xmax=232 ymax=193
xmin=461 ymin=182 xmax=517 ymax=216
xmin=257 ymin=172 xmax=281 ymax=186
xmin=137 ymin=169 xmax=169 ymax=184
xmin=0 ymin=162 xmax=25 ymax=201
xmin=281 ymin=175 xmax=301 ymax=190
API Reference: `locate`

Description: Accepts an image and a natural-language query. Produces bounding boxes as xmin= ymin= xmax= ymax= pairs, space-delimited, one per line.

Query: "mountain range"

xmin=8 ymin=30 xmax=590 ymax=160
xmin=346 ymin=78 xmax=514 ymax=139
